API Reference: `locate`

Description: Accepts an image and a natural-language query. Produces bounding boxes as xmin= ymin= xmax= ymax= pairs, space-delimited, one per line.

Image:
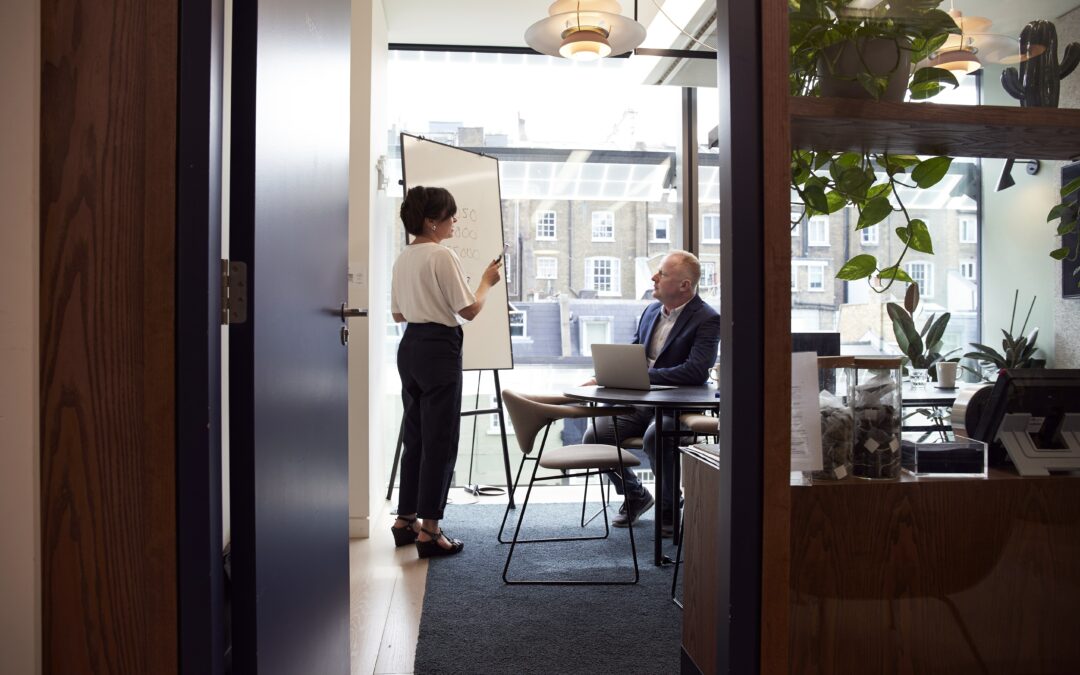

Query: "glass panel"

xmin=384 ymin=50 xmax=681 ymax=488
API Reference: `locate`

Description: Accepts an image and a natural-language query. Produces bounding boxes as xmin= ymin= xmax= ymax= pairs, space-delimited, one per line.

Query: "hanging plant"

xmin=790 ymin=0 xmax=961 ymax=292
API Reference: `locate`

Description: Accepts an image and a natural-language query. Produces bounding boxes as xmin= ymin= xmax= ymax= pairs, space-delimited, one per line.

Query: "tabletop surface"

xmin=563 ymin=384 xmax=719 ymax=408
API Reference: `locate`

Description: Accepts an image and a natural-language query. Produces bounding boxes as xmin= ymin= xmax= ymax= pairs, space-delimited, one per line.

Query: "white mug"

xmin=936 ymin=361 xmax=958 ymax=388
xmin=709 ymin=365 xmax=720 ymax=383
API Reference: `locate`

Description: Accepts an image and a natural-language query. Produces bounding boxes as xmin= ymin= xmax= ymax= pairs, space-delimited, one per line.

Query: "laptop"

xmin=591 ymin=344 xmax=677 ymax=391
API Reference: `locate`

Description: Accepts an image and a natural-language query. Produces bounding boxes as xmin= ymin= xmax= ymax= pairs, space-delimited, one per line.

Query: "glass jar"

xmin=812 ymin=356 xmax=854 ymax=481
xmin=851 ymin=356 xmax=903 ymax=480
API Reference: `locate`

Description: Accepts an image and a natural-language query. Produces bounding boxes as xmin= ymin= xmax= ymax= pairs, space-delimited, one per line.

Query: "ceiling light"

xmin=928 ymin=48 xmax=982 ymax=75
xmin=526 ymin=0 xmax=646 ymax=61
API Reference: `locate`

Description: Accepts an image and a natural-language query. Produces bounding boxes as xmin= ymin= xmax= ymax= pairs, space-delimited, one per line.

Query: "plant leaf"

xmin=911 ymin=157 xmax=953 ymax=189
xmin=905 ymin=282 xmax=920 ymax=313
xmin=920 ymin=313 xmax=935 ymax=338
xmin=1061 ymin=175 xmax=1080 ymax=198
xmin=1051 ymin=247 xmax=1071 ymax=260
xmin=857 ymin=196 xmax=892 ymax=229
xmin=925 ymin=312 xmax=951 ymax=351
xmin=836 ymin=254 xmax=878 ymax=280
xmin=897 ymin=219 xmax=934 ymax=254
xmin=867 ymin=183 xmax=893 ymax=200
xmin=878 ymin=265 xmax=913 ymax=283
xmin=1048 ymin=203 xmax=1069 ymax=222
xmin=1058 ymin=220 xmax=1078 ymax=236
xmin=803 ymin=184 xmax=828 ymax=214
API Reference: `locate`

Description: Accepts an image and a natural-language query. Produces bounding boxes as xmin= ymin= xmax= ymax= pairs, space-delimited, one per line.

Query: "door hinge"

xmin=220 ymin=259 xmax=248 ymax=325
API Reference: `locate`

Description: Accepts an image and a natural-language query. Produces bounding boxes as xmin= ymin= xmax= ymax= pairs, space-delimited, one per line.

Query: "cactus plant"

xmin=1001 ymin=20 xmax=1080 ymax=107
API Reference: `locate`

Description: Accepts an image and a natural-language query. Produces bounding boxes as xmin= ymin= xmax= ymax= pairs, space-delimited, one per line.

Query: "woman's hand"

xmin=482 ymin=258 xmax=502 ymax=287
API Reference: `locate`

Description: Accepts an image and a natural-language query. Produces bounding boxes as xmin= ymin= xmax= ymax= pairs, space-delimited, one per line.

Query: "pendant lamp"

xmin=525 ymin=0 xmax=647 ymax=61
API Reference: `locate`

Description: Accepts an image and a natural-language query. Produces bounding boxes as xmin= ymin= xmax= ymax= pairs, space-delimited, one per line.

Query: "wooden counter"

xmin=790 ymin=470 xmax=1080 ymax=674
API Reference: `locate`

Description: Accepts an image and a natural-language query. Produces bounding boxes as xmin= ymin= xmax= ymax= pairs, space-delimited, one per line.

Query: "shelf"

xmin=791 ymin=96 xmax=1080 ymax=160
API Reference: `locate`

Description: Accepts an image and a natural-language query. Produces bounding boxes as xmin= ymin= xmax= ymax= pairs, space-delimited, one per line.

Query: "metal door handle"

xmin=340 ymin=303 xmax=368 ymax=321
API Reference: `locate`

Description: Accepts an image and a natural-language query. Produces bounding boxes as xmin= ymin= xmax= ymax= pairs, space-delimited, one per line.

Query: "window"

xmin=585 ymin=257 xmax=620 ymax=296
xmin=808 ymin=216 xmax=830 ymax=246
xmin=959 ymin=212 xmax=977 ymax=243
xmin=488 ymin=395 xmax=516 ymax=435
xmin=960 ymin=259 xmax=976 ymax=280
xmin=702 ymin=214 xmax=720 ymax=243
xmin=535 ymin=255 xmax=557 ymax=280
xmin=807 ymin=264 xmax=825 ymax=291
xmin=650 ymin=215 xmax=671 ymax=242
xmin=790 ymin=211 xmax=801 ymax=236
xmin=700 ymin=261 xmax=718 ymax=290
xmin=536 ymin=211 xmax=557 ymax=240
xmin=791 ymin=263 xmax=798 ymax=291
xmin=904 ymin=261 xmax=934 ymax=297
xmin=509 ymin=310 xmax=527 ymax=337
xmin=591 ymin=211 xmax=614 ymax=241
xmin=579 ymin=316 xmax=613 ymax=356
xmin=860 ymin=224 xmax=879 ymax=246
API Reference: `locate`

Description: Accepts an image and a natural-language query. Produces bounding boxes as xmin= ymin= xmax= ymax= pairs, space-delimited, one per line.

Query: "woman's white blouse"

xmin=391 ymin=243 xmax=476 ymax=327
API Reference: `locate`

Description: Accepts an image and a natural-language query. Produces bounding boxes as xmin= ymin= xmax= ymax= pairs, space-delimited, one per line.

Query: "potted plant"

xmin=886 ymin=283 xmax=956 ymax=382
xmin=790 ymin=0 xmax=960 ymax=102
xmin=964 ymin=290 xmax=1044 ymax=377
xmin=789 ymin=0 xmax=963 ymax=293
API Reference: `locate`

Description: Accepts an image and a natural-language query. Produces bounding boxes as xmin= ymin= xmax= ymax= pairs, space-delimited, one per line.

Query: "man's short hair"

xmin=666 ymin=249 xmax=701 ymax=288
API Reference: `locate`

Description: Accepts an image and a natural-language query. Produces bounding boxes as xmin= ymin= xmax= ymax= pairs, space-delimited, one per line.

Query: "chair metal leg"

xmin=671 ymin=510 xmax=685 ymax=609
xmin=503 ymin=422 xmax=637 ymax=585
xmin=497 ymin=452 xmax=533 ymax=544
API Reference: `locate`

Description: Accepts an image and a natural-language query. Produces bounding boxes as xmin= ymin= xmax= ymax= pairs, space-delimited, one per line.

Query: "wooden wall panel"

xmin=790 ymin=474 xmax=1080 ymax=674
xmin=760 ymin=0 xmax=792 ymax=672
xmin=41 ymin=0 xmax=178 ymax=672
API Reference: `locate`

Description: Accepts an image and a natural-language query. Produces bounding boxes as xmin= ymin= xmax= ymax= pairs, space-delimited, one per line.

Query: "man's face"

xmin=651 ymin=256 xmax=688 ymax=304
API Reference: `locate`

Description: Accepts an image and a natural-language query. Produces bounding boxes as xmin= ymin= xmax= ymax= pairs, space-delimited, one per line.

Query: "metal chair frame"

xmin=501 ymin=409 xmax=640 ymax=585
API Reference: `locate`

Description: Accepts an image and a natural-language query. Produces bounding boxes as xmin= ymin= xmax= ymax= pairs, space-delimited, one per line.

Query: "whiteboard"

xmin=401 ymin=134 xmax=513 ymax=371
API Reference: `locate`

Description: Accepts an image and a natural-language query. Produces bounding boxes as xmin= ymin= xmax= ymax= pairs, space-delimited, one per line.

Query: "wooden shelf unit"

xmin=791 ymin=96 xmax=1080 ymax=159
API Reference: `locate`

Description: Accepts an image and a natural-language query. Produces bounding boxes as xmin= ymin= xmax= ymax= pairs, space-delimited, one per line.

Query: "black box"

xmin=901 ymin=438 xmax=986 ymax=475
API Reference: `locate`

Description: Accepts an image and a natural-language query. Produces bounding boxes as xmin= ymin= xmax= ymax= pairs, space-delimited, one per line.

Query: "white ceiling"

xmin=383 ymin=1 xmax=1080 ymax=49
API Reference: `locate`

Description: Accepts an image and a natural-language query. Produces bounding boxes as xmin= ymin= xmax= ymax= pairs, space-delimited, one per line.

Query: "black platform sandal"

xmin=391 ymin=516 xmax=419 ymax=547
xmin=415 ymin=527 xmax=464 ymax=559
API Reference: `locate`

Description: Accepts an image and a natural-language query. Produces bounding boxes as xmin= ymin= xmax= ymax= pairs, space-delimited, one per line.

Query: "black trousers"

xmin=396 ymin=322 xmax=464 ymax=520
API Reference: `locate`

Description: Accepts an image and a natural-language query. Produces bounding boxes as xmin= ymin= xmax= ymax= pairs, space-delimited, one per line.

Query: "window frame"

xmin=591 ymin=210 xmax=615 ymax=242
xmin=701 ymin=213 xmax=720 ymax=243
xmin=535 ymin=255 xmax=558 ymax=280
xmin=959 ymin=259 xmax=976 ymax=281
xmin=584 ymin=256 xmax=621 ymax=297
xmin=536 ymin=210 xmax=557 ymax=240
xmin=904 ymin=261 xmax=934 ymax=297
xmin=508 ymin=309 xmax=527 ymax=338
xmin=650 ymin=214 xmax=671 ymax=243
xmin=860 ymin=224 xmax=879 ymax=246
xmin=958 ymin=212 xmax=978 ymax=244
xmin=807 ymin=264 xmax=826 ymax=292
xmin=807 ymin=215 xmax=830 ymax=247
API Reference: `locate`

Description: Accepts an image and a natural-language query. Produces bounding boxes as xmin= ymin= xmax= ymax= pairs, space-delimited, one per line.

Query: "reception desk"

xmin=790 ymin=471 xmax=1080 ymax=673
xmin=681 ymin=451 xmax=1080 ymax=673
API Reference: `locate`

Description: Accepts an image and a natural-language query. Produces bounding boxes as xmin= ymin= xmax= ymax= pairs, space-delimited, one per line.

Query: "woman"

xmin=389 ymin=185 xmax=502 ymax=558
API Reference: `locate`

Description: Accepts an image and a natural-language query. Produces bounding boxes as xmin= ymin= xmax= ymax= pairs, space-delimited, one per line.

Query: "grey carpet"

xmin=415 ymin=501 xmax=683 ymax=675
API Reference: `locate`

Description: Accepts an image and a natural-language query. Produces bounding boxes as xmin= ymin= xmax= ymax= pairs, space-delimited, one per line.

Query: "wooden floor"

xmin=349 ymin=486 xmax=599 ymax=675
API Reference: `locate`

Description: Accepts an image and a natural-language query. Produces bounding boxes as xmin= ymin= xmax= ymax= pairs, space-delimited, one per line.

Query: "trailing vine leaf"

xmin=837 ymin=254 xmax=878 ymax=280
xmin=878 ymin=266 xmax=914 ymax=283
xmin=1051 ymin=247 xmax=1070 ymax=260
xmin=896 ymin=219 xmax=934 ymax=253
xmin=1061 ymin=175 xmax=1080 ymax=198
xmin=908 ymin=67 xmax=959 ymax=100
xmin=857 ymin=196 xmax=892 ymax=229
xmin=911 ymin=156 xmax=953 ymax=188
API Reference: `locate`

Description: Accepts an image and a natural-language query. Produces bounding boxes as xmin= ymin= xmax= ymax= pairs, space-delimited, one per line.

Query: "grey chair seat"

xmin=620 ymin=436 xmax=644 ymax=449
xmin=539 ymin=444 xmax=643 ymax=471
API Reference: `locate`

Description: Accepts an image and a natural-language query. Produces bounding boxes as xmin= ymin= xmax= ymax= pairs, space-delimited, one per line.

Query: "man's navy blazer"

xmin=632 ymin=294 xmax=720 ymax=386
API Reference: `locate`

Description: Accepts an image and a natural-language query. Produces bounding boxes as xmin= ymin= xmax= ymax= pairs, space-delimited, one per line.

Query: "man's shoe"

xmin=612 ymin=492 xmax=655 ymax=528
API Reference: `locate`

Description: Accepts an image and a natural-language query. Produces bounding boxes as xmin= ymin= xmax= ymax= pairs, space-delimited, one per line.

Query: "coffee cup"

xmin=709 ymin=365 xmax=720 ymax=382
xmin=936 ymin=361 xmax=958 ymax=388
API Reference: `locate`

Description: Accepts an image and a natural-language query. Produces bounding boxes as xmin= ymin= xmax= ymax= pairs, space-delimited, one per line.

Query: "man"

xmin=582 ymin=250 xmax=720 ymax=532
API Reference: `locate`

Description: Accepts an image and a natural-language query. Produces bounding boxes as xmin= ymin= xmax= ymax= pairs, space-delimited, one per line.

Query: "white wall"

xmin=980 ymin=65 xmax=1060 ymax=365
xmin=0 ymin=0 xmax=41 ymax=672
xmin=348 ymin=0 xmax=389 ymax=538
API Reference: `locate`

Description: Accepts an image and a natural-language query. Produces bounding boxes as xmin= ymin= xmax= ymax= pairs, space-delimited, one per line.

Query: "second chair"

xmin=499 ymin=390 xmax=642 ymax=585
